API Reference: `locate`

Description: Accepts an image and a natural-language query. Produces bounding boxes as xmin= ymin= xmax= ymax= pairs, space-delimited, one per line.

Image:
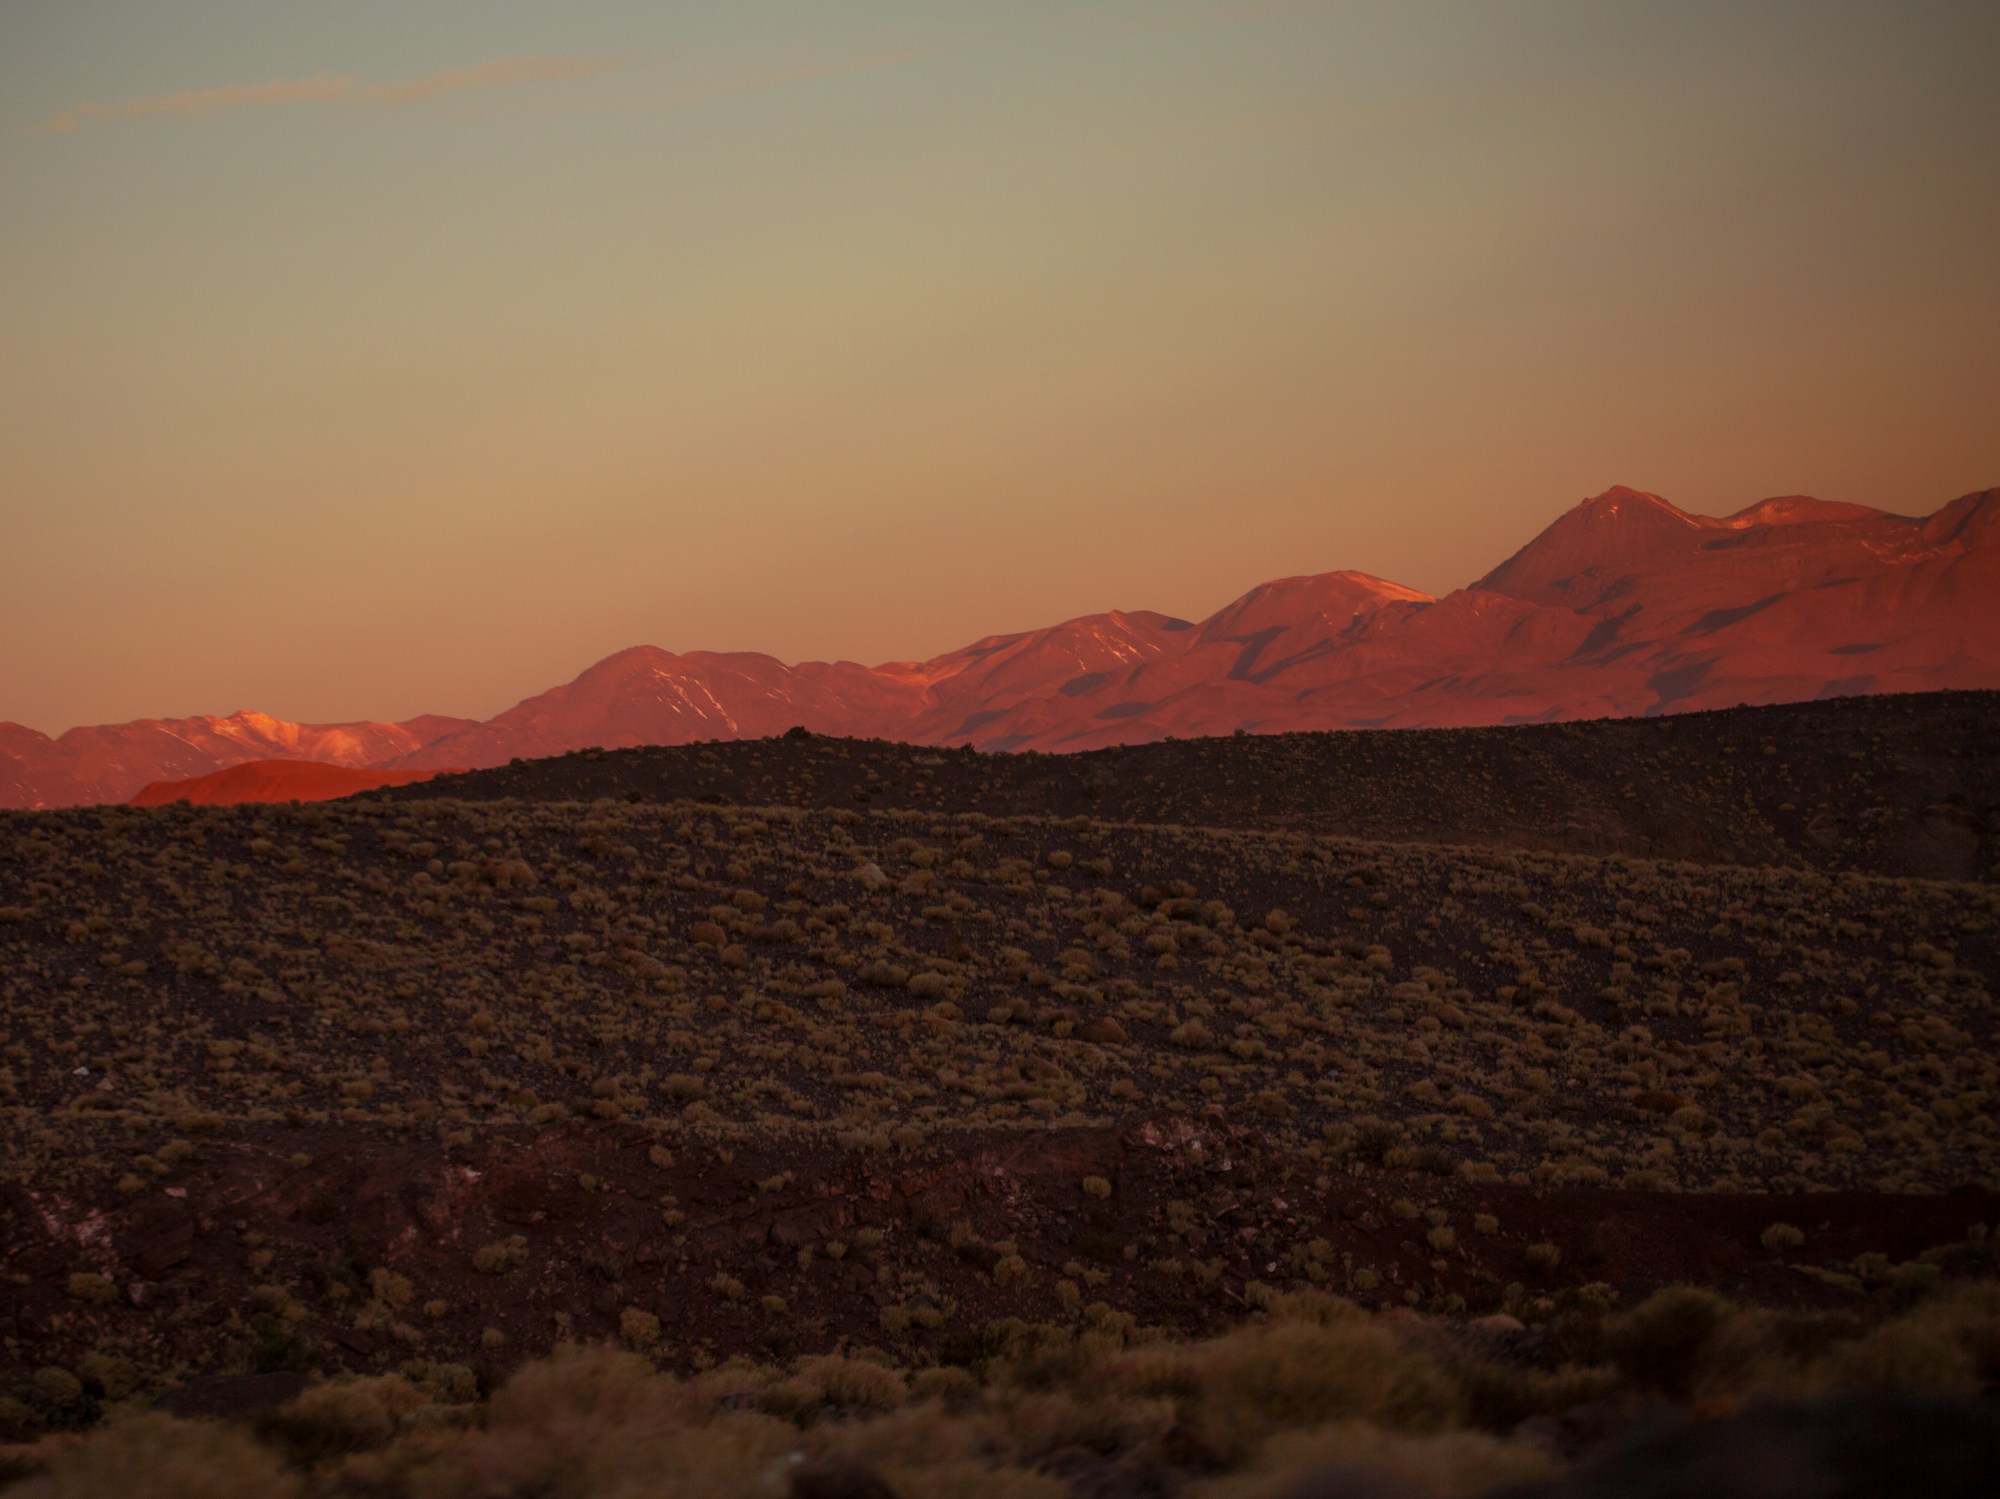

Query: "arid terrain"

xmin=385 ymin=691 xmax=2000 ymax=881
xmin=1 ymin=696 xmax=1996 ymax=1495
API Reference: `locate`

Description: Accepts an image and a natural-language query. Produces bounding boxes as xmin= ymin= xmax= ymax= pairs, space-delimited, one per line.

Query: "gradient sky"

xmin=3 ymin=0 xmax=1996 ymax=735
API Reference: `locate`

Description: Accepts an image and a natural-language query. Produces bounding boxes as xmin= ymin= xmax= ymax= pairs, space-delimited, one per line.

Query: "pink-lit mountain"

xmin=2 ymin=485 xmax=1994 ymax=809
xmin=0 ymin=712 xmax=476 ymax=812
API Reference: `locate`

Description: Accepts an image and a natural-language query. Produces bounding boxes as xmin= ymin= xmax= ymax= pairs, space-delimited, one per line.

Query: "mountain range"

xmin=3 ymin=483 xmax=1994 ymax=809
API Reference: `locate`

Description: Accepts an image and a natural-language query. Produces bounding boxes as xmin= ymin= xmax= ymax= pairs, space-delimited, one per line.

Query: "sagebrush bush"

xmin=3 ymin=1279 xmax=1999 ymax=1496
xmin=12 ymin=1413 xmax=303 ymax=1499
xmin=1190 ymin=1420 xmax=1554 ymax=1499
xmin=1604 ymin=1286 xmax=1740 ymax=1400
xmin=260 ymin=1374 xmax=433 ymax=1461
xmin=1154 ymin=1312 xmax=1463 ymax=1462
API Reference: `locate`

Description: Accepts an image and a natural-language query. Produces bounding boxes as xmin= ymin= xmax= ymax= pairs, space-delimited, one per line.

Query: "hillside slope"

xmin=390 ymin=691 xmax=2000 ymax=882
xmin=128 ymin=759 xmax=459 ymax=807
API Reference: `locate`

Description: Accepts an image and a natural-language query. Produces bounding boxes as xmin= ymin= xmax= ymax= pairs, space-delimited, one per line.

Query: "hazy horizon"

xmin=5 ymin=1 xmax=1997 ymax=735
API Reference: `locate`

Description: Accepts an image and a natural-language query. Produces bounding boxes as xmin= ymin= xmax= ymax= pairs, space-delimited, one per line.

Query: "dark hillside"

xmin=2 ymin=789 xmax=1995 ymax=1408
xmin=4 ymin=699 xmax=1997 ymax=1483
xmin=387 ymin=691 xmax=2000 ymax=880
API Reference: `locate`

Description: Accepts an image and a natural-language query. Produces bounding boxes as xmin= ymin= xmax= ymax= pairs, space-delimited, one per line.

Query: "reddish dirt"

xmin=4 ymin=1117 xmax=1992 ymax=1429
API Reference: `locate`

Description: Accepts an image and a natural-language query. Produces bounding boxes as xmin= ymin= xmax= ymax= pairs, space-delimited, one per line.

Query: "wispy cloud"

xmin=351 ymin=56 xmax=614 ymax=107
xmin=38 ymin=55 xmax=615 ymax=134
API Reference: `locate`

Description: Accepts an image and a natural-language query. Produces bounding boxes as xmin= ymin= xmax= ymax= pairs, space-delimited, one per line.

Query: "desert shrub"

xmin=1808 ymin=1283 xmax=2000 ymax=1396
xmin=1189 ymin=1420 xmax=1554 ymax=1499
xmin=75 ymin=1353 xmax=138 ymax=1401
xmin=470 ymin=1237 xmax=527 ymax=1275
xmin=619 ymin=1308 xmax=662 ymax=1353
xmin=1162 ymin=1312 xmax=1462 ymax=1462
xmin=1646 ymin=1284 xmax=2000 ymax=1406
xmin=31 ymin=1369 xmax=82 ymax=1409
xmin=456 ymin=1412 xmax=795 ymax=1499
xmin=260 ymin=1374 xmax=432 ymax=1461
xmin=1604 ymin=1287 xmax=1739 ymax=1400
xmin=1450 ymin=1354 xmax=1619 ymax=1433
xmin=65 ymin=1273 xmax=115 ymax=1305
xmin=999 ymin=1387 xmax=1177 ymax=1464
xmin=762 ymin=1354 xmax=908 ymax=1420
xmin=1761 ymin=1222 xmax=1806 ymax=1253
xmin=811 ymin=1401 xmax=1070 ymax=1499
xmin=368 ymin=1267 xmax=414 ymax=1308
xmin=402 ymin=1342 xmax=793 ymax=1499
xmin=485 ymin=1342 xmax=674 ymax=1435
xmin=1345 ymin=1119 xmax=1403 ymax=1166
xmin=1810 ymin=1318 xmax=1980 ymax=1396
xmin=10 ymin=1413 xmax=303 ymax=1499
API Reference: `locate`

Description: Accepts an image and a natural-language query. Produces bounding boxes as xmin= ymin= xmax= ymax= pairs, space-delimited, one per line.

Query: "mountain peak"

xmin=6 ymin=484 xmax=1995 ymax=804
xmin=1475 ymin=486 xmax=1706 ymax=602
xmin=1584 ymin=483 xmax=1681 ymax=509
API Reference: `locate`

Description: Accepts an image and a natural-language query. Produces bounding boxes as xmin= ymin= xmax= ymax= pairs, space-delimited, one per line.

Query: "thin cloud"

xmin=352 ymin=56 xmax=615 ymax=107
xmin=38 ymin=55 xmax=615 ymax=134
xmin=38 ymin=73 xmax=351 ymax=132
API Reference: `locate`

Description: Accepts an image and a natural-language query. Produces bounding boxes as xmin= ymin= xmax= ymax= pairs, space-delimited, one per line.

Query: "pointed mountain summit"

xmin=1474 ymin=486 xmax=1711 ymax=605
xmin=7 ymin=483 xmax=1996 ymax=806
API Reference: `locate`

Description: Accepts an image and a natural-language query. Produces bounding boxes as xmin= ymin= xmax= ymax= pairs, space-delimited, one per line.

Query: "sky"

xmin=2 ymin=0 xmax=1996 ymax=735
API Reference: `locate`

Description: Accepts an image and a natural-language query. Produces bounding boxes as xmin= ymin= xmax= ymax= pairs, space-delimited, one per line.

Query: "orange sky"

xmin=3 ymin=1 xmax=1996 ymax=734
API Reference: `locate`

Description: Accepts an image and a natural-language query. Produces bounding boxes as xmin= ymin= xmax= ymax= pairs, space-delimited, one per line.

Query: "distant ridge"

xmin=4 ymin=483 xmax=1996 ymax=808
xmin=127 ymin=760 xmax=459 ymax=807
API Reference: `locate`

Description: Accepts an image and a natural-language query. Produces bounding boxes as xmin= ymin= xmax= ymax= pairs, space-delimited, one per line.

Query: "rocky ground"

xmin=0 ymin=698 xmax=1996 ymax=1493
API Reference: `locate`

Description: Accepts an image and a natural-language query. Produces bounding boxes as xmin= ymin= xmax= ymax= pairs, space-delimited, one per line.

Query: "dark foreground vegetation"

xmin=1 ymin=694 xmax=1996 ymax=1494
xmin=4 ymin=1281 xmax=1999 ymax=1498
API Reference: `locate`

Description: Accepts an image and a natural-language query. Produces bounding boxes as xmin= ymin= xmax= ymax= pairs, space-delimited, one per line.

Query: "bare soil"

xmin=6 ymin=1116 xmax=1994 ymax=1430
